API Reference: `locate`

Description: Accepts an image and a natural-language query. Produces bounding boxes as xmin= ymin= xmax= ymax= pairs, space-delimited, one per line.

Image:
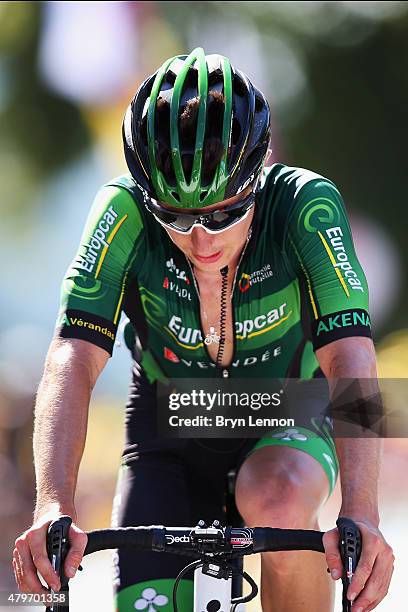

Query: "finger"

xmin=13 ymin=545 xmax=49 ymax=595
xmin=63 ymin=524 xmax=88 ymax=579
xmin=347 ymin=539 xmax=379 ymax=602
xmin=12 ymin=556 xmax=22 ymax=590
xmin=323 ymin=528 xmax=343 ymax=580
xmin=362 ymin=548 xmax=395 ymax=612
xmin=351 ymin=551 xmax=393 ymax=611
xmin=24 ymin=530 xmax=61 ymax=591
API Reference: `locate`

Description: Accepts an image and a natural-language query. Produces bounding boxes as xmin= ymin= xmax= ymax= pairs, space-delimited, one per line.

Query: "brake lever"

xmin=336 ymin=517 xmax=362 ymax=612
xmin=45 ymin=516 xmax=72 ymax=611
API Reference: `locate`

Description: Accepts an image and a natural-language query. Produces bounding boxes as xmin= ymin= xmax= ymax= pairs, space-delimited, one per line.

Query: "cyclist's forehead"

xmin=159 ymin=184 xmax=253 ymax=213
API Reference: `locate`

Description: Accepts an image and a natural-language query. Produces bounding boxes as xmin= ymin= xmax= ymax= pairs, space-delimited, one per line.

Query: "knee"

xmin=236 ymin=464 xmax=318 ymax=530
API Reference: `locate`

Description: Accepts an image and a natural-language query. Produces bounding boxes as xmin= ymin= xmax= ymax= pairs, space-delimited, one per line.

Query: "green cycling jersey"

xmin=56 ymin=163 xmax=371 ymax=381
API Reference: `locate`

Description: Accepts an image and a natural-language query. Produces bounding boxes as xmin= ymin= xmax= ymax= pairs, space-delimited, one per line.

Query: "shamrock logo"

xmin=134 ymin=587 xmax=169 ymax=611
xmin=272 ymin=428 xmax=308 ymax=442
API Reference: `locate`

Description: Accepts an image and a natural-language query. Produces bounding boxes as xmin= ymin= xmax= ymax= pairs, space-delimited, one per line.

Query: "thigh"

xmin=245 ymin=418 xmax=338 ymax=492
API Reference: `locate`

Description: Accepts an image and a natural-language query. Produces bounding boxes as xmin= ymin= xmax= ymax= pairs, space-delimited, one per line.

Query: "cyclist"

xmin=13 ymin=48 xmax=394 ymax=612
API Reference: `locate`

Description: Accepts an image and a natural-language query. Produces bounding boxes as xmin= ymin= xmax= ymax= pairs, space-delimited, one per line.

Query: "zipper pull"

xmin=222 ymin=369 xmax=229 ymax=378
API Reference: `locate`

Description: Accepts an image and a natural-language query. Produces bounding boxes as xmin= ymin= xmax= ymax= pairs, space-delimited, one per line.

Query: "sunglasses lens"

xmin=148 ymin=192 xmax=254 ymax=233
xmin=204 ymin=196 xmax=254 ymax=230
xmin=152 ymin=209 xmax=194 ymax=231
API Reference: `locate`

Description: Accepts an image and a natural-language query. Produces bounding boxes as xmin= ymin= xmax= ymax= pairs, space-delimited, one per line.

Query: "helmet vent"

xmin=242 ymin=145 xmax=266 ymax=181
xmin=179 ymin=65 xmax=199 ymax=170
xmin=180 ymin=97 xmax=199 ymax=149
xmin=202 ymin=90 xmax=225 ymax=186
xmin=231 ymin=117 xmax=241 ymax=145
xmin=140 ymin=115 xmax=148 ymax=147
xmin=171 ymin=191 xmax=180 ymax=202
xmin=199 ymin=190 xmax=208 ymax=202
xmin=155 ymin=97 xmax=176 ymax=186
xmin=181 ymin=153 xmax=194 ymax=184
xmin=165 ymin=71 xmax=177 ymax=86
xmin=233 ymin=74 xmax=247 ymax=98
xmin=255 ymin=95 xmax=264 ymax=112
xmin=208 ymin=68 xmax=223 ymax=88
xmin=180 ymin=97 xmax=199 ymax=183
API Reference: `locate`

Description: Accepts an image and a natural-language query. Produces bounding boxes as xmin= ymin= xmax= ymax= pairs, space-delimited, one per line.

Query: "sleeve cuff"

xmin=56 ymin=309 xmax=117 ymax=355
xmin=311 ymin=309 xmax=372 ymax=351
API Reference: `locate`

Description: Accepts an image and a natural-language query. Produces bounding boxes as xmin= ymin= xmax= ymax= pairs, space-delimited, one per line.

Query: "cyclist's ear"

xmin=322 ymin=527 xmax=343 ymax=580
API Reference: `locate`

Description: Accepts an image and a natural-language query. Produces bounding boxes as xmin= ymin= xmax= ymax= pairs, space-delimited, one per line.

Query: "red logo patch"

xmin=163 ymin=277 xmax=169 ymax=289
xmin=164 ymin=347 xmax=180 ymax=363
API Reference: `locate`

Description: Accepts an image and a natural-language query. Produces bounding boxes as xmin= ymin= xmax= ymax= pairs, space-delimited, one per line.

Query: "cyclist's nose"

xmin=190 ymin=225 xmax=218 ymax=250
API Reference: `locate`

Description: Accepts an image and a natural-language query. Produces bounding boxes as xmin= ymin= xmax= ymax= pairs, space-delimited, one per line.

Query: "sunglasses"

xmin=144 ymin=190 xmax=256 ymax=234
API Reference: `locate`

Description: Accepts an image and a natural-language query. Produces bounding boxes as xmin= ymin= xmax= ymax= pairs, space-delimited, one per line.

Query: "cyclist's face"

xmin=164 ymin=203 xmax=255 ymax=273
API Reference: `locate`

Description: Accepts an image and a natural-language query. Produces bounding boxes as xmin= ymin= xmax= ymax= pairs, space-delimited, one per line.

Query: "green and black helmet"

xmin=123 ymin=47 xmax=271 ymax=209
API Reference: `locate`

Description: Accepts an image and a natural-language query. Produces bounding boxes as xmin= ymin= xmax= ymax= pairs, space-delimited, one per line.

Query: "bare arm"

xmin=318 ymin=337 xmax=394 ymax=610
xmin=13 ymin=337 xmax=109 ymax=594
xmin=317 ymin=336 xmax=381 ymax=524
xmin=33 ymin=336 xmax=109 ymax=520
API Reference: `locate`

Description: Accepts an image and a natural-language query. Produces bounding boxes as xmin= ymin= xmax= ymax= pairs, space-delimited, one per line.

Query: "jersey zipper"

xmin=184 ymin=227 xmax=252 ymax=378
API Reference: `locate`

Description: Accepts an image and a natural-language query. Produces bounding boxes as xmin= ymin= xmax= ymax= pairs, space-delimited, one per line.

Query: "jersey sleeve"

xmin=284 ymin=176 xmax=371 ymax=350
xmin=55 ymin=185 xmax=146 ymax=355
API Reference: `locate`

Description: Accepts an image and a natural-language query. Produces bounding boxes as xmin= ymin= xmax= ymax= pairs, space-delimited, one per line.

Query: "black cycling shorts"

xmin=111 ymin=362 xmax=338 ymax=612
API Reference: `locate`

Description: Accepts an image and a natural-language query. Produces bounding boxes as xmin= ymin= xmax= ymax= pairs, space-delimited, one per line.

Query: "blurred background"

xmin=0 ymin=1 xmax=407 ymax=610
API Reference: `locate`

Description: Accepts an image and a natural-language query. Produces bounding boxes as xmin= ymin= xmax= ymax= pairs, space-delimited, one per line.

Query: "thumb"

xmin=323 ymin=527 xmax=343 ymax=581
xmin=63 ymin=523 xmax=88 ymax=579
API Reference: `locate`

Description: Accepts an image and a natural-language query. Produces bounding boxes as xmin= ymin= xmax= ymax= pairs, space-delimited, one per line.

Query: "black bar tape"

xmin=84 ymin=526 xmax=165 ymax=555
xmin=252 ymin=528 xmax=324 ymax=553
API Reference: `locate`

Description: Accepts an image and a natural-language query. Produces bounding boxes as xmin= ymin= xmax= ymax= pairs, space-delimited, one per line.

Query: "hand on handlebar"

xmin=323 ymin=518 xmax=394 ymax=611
xmin=12 ymin=510 xmax=87 ymax=594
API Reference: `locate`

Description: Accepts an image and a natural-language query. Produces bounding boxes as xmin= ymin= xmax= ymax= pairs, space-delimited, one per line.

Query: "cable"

xmin=172 ymin=559 xmax=203 ymax=612
xmin=230 ymin=565 xmax=258 ymax=609
xmin=172 ymin=556 xmax=258 ymax=612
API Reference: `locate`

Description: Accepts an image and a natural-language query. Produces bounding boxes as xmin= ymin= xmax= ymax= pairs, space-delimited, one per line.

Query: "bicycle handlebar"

xmin=46 ymin=517 xmax=361 ymax=612
xmin=84 ymin=526 xmax=159 ymax=555
xmin=252 ymin=526 xmax=324 ymax=553
xmin=83 ymin=524 xmax=324 ymax=557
